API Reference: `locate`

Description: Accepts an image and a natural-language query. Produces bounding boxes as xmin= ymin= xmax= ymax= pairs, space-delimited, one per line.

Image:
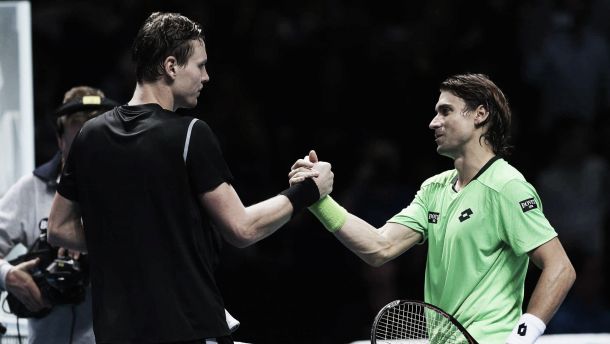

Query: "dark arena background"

xmin=2 ymin=0 xmax=610 ymax=343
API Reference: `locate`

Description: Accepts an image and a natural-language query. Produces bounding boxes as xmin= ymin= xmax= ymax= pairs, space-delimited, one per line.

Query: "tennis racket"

xmin=371 ymin=300 xmax=479 ymax=344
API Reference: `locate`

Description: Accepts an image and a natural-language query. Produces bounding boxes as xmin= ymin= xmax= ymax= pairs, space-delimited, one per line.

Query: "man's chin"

xmin=177 ymin=100 xmax=198 ymax=110
xmin=436 ymin=146 xmax=455 ymax=159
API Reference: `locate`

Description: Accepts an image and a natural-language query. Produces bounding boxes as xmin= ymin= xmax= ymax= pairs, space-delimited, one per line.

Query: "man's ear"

xmin=164 ymin=56 xmax=178 ymax=79
xmin=474 ymin=104 xmax=489 ymax=126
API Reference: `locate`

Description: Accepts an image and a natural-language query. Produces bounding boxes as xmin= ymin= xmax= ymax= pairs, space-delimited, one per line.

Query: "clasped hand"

xmin=288 ymin=150 xmax=334 ymax=199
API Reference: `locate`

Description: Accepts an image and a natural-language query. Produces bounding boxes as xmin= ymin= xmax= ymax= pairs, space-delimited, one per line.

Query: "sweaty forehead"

xmin=189 ymin=40 xmax=207 ymax=61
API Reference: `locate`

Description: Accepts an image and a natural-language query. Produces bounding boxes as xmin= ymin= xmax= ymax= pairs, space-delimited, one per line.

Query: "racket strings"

xmin=374 ymin=302 xmax=467 ymax=344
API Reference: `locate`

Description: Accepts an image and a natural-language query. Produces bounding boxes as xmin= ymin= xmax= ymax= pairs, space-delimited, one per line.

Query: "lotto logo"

xmin=458 ymin=208 xmax=473 ymax=222
xmin=517 ymin=322 xmax=527 ymax=336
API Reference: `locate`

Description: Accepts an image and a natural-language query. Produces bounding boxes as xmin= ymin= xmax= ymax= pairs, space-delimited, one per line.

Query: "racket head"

xmin=370 ymin=300 xmax=478 ymax=344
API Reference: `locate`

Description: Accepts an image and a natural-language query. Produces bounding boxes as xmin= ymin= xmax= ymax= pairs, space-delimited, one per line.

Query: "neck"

xmin=128 ymin=81 xmax=175 ymax=111
xmin=452 ymin=146 xmax=496 ymax=191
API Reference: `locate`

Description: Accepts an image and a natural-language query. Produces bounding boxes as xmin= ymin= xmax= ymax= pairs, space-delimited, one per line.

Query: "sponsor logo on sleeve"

xmin=519 ymin=198 xmax=538 ymax=213
xmin=428 ymin=212 xmax=440 ymax=224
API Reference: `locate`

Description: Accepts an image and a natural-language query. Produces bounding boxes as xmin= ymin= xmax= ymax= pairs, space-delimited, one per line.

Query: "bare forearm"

xmin=241 ymin=164 xmax=324 ymax=246
xmin=334 ymin=216 xmax=422 ymax=267
xmin=47 ymin=193 xmax=87 ymax=252
xmin=239 ymin=195 xmax=294 ymax=246
xmin=334 ymin=215 xmax=392 ymax=266
xmin=47 ymin=219 xmax=87 ymax=252
xmin=201 ymin=183 xmax=297 ymax=248
xmin=526 ymin=258 xmax=576 ymax=323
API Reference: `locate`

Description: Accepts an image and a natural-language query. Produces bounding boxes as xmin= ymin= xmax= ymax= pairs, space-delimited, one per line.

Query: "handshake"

xmin=287 ymin=150 xmax=334 ymax=197
xmin=283 ymin=150 xmax=348 ymax=234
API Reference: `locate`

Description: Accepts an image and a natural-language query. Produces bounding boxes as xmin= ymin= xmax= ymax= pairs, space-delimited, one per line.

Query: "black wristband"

xmin=279 ymin=178 xmax=320 ymax=216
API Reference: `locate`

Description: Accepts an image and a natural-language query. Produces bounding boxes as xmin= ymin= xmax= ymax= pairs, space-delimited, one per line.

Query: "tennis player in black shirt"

xmin=48 ymin=12 xmax=333 ymax=344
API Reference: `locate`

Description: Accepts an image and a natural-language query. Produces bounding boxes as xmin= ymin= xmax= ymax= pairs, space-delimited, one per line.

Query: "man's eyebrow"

xmin=435 ymin=103 xmax=452 ymax=112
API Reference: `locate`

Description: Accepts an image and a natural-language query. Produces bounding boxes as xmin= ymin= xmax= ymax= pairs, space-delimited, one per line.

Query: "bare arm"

xmin=525 ymin=237 xmax=576 ymax=324
xmin=289 ymin=152 xmax=422 ymax=266
xmin=199 ymin=182 xmax=295 ymax=248
xmin=332 ymin=216 xmax=422 ymax=267
xmin=200 ymin=157 xmax=333 ymax=248
xmin=47 ymin=193 xmax=87 ymax=252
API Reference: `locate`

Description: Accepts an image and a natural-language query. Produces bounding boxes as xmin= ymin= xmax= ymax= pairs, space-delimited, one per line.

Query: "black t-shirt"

xmin=58 ymin=104 xmax=234 ymax=343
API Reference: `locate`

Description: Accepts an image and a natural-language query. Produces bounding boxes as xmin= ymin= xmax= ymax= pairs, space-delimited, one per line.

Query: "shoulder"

xmin=477 ymin=158 xmax=527 ymax=192
xmin=77 ymin=111 xmax=111 ymax=137
xmin=480 ymin=160 xmax=541 ymax=207
xmin=187 ymin=118 xmax=219 ymax=141
xmin=1 ymin=173 xmax=39 ymax=203
xmin=421 ymin=169 xmax=456 ymax=189
xmin=188 ymin=117 xmax=212 ymax=131
xmin=11 ymin=173 xmax=38 ymax=191
xmin=184 ymin=118 xmax=224 ymax=160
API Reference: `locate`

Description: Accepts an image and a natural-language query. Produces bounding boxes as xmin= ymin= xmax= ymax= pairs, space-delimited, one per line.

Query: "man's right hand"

xmin=289 ymin=150 xmax=334 ymax=199
xmin=5 ymin=258 xmax=49 ymax=312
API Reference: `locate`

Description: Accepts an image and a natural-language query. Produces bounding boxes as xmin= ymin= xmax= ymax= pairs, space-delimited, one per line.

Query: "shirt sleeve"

xmin=387 ymin=185 xmax=428 ymax=242
xmin=186 ymin=120 xmax=233 ymax=194
xmin=0 ymin=175 xmax=35 ymax=289
xmin=0 ymin=175 xmax=33 ymax=257
xmin=57 ymin=130 xmax=83 ymax=201
xmin=497 ymin=179 xmax=557 ymax=256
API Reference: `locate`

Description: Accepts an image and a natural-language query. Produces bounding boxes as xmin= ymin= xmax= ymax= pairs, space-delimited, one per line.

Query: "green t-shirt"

xmin=389 ymin=157 xmax=557 ymax=343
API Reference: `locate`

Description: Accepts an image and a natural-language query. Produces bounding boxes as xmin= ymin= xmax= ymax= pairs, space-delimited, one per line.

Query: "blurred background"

xmin=4 ymin=0 xmax=610 ymax=342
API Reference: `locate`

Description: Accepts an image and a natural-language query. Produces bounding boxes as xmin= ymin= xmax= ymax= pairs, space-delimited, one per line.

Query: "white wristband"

xmin=506 ymin=313 xmax=546 ymax=344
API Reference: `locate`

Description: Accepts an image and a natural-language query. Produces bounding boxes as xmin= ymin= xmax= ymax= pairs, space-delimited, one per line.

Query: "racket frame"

xmin=370 ymin=299 xmax=479 ymax=344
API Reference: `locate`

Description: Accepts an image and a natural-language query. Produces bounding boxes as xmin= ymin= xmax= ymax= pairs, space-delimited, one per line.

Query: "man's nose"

xmin=429 ymin=115 xmax=441 ymax=129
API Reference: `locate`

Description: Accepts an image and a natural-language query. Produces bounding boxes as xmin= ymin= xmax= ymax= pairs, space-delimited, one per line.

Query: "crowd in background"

xmin=20 ymin=0 xmax=610 ymax=342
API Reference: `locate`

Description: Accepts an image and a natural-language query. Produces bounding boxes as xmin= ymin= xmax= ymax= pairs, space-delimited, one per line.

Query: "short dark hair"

xmin=440 ymin=73 xmax=513 ymax=157
xmin=132 ymin=12 xmax=204 ymax=83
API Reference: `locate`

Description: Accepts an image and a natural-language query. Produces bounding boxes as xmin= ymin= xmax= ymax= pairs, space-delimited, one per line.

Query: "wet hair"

xmin=440 ymin=73 xmax=513 ymax=157
xmin=132 ymin=12 xmax=204 ymax=83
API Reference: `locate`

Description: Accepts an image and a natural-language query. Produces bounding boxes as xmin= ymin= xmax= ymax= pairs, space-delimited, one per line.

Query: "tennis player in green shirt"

xmin=290 ymin=73 xmax=576 ymax=343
